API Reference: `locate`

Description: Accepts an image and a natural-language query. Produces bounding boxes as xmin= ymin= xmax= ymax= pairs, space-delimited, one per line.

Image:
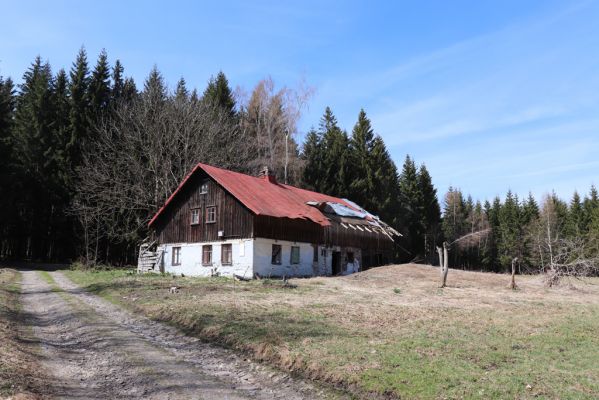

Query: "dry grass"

xmin=66 ymin=264 xmax=599 ymax=399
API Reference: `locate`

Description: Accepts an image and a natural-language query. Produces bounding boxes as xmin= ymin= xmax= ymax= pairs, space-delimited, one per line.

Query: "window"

xmin=202 ymin=245 xmax=212 ymax=265
xmin=271 ymin=244 xmax=282 ymax=265
xmin=221 ymin=244 xmax=232 ymax=265
xmin=313 ymin=245 xmax=318 ymax=262
xmin=206 ymin=206 xmax=216 ymax=223
xmin=291 ymin=246 xmax=300 ymax=264
xmin=200 ymin=182 xmax=208 ymax=194
xmin=172 ymin=246 xmax=181 ymax=266
xmin=347 ymin=252 xmax=355 ymax=263
xmin=190 ymin=208 xmax=200 ymax=225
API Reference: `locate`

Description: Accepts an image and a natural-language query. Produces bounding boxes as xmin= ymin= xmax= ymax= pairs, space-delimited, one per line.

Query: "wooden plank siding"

xmin=153 ymin=171 xmax=254 ymax=243
xmin=152 ymin=171 xmax=395 ymax=266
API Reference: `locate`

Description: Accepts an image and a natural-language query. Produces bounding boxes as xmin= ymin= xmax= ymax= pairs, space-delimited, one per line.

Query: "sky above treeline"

xmin=2 ymin=0 xmax=598 ymax=203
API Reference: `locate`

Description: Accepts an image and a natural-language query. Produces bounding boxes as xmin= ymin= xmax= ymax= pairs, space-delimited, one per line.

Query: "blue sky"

xmin=2 ymin=0 xmax=598 ymax=203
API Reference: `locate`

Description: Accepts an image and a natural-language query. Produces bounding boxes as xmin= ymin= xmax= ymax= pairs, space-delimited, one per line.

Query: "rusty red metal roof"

xmin=148 ymin=163 xmax=358 ymax=227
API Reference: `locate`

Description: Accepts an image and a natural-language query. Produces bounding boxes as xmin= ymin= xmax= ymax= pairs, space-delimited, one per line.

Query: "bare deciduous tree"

xmin=238 ymin=77 xmax=314 ymax=184
xmin=527 ymin=195 xmax=599 ymax=286
xmin=73 ymin=94 xmax=254 ymax=264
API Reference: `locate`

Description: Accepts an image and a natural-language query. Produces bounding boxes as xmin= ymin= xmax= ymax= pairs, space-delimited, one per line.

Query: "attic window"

xmin=200 ymin=182 xmax=208 ymax=194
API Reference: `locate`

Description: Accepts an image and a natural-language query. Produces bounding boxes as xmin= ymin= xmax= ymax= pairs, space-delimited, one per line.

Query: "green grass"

xmin=64 ymin=267 xmax=599 ymax=399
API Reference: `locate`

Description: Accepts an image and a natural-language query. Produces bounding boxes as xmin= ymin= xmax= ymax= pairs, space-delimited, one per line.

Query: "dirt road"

xmin=19 ymin=270 xmax=336 ymax=399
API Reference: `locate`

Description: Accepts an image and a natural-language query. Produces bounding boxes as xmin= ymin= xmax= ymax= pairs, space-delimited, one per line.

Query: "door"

xmin=332 ymin=251 xmax=341 ymax=276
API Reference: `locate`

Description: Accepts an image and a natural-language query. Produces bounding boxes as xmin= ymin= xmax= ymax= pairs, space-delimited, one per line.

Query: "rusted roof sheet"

xmin=148 ymin=163 xmax=360 ymax=228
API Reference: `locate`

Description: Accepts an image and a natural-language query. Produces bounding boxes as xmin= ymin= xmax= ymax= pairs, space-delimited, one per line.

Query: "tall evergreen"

xmin=0 ymin=76 xmax=15 ymax=162
xmin=497 ymin=190 xmax=521 ymax=270
xmin=0 ymin=75 xmax=16 ymax=257
xmin=318 ymin=107 xmax=350 ymax=197
xmin=397 ymin=155 xmax=424 ymax=258
xmin=143 ymin=66 xmax=167 ymax=106
xmin=369 ymin=136 xmax=400 ymax=225
xmin=566 ymin=191 xmax=584 ymax=237
xmin=300 ymin=127 xmax=324 ymax=192
xmin=348 ymin=109 xmax=376 ymax=211
xmin=87 ymin=49 xmax=111 ymax=121
xmin=13 ymin=57 xmax=57 ymax=258
xmin=203 ymin=71 xmax=236 ymax=117
xmin=111 ymin=59 xmax=124 ymax=102
xmin=419 ymin=164 xmax=442 ymax=262
xmin=67 ymin=47 xmax=90 ymax=167
xmin=175 ymin=77 xmax=189 ymax=101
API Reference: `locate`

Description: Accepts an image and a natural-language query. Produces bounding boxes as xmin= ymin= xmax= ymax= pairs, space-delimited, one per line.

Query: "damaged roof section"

xmin=306 ymin=199 xmax=401 ymax=240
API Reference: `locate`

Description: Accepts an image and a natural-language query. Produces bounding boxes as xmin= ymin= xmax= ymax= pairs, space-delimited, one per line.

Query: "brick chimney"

xmin=259 ymin=166 xmax=277 ymax=184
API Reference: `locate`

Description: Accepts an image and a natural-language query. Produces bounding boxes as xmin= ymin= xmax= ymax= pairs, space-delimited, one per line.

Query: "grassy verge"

xmin=65 ymin=265 xmax=599 ymax=399
xmin=0 ymin=268 xmax=45 ymax=398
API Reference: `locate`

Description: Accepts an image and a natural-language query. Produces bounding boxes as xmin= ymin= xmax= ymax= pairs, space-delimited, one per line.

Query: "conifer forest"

xmin=1 ymin=48 xmax=598 ymax=276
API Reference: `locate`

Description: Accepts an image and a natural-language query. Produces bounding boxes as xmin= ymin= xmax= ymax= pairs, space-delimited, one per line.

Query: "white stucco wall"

xmin=253 ymin=238 xmax=321 ymax=278
xmin=157 ymin=238 xmax=361 ymax=279
xmin=160 ymin=239 xmax=254 ymax=278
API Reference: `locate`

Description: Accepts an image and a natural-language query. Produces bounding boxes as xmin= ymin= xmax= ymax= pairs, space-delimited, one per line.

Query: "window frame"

xmin=290 ymin=246 xmax=300 ymax=264
xmin=221 ymin=243 xmax=232 ymax=265
xmin=205 ymin=206 xmax=217 ymax=224
xmin=172 ymin=246 xmax=181 ymax=266
xmin=190 ymin=208 xmax=200 ymax=225
xmin=202 ymin=245 xmax=212 ymax=265
xmin=271 ymin=244 xmax=282 ymax=265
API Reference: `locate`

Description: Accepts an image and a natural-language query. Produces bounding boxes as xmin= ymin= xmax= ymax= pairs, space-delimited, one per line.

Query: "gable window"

xmin=200 ymin=182 xmax=208 ymax=194
xmin=172 ymin=246 xmax=181 ymax=266
xmin=202 ymin=245 xmax=212 ymax=265
xmin=291 ymin=246 xmax=300 ymax=264
xmin=206 ymin=206 xmax=216 ymax=223
xmin=190 ymin=208 xmax=200 ymax=225
xmin=221 ymin=244 xmax=232 ymax=265
xmin=271 ymin=244 xmax=282 ymax=265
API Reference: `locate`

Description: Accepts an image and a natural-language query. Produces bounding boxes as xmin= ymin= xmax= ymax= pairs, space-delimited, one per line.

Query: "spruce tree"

xmin=121 ymin=77 xmax=138 ymax=102
xmin=68 ymin=47 xmax=90 ymax=167
xmin=87 ymin=49 xmax=111 ymax=120
xmin=175 ymin=77 xmax=189 ymax=101
xmin=143 ymin=66 xmax=167 ymax=105
xmin=566 ymin=191 xmax=584 ymax=237
xmin=0 ymin=76 xmax=15 ymax=161
xmin=203 ymin=71 xmax=236 ymax=117
xmin=497 ymin=190 xmax=522 ymax=270
xmin=300 ymin=127 xmax=324 ymax=192
xmin=111 ymin=59 xmax=124 ymax=102
xmin=13 ymin=57 xmax=57 ymax=259
xmin=398 ymin=155 xmax=424 ymax=257
xmin=370 ymin=136 xmax=400 ymax=226
xmin=348 ymin=109 xmax=376 ymax=211
xmin=419 ymin=164 xmax=442 ymax=262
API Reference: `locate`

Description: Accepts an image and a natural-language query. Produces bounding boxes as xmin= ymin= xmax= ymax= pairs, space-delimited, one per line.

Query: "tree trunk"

xmin=510 ymin=257 xmax=518 ymax=290
xmin=438 ymin=242 xmax=449 ymax=288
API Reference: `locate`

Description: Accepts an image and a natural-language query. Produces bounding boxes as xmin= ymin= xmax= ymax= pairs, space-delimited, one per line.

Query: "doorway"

xmin=332 ymin=251 xmax=341 ymax=275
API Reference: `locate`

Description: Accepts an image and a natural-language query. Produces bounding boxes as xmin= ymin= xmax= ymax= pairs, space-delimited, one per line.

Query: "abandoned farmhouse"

xmin=139 ymin=163 xmax=399 ymax=278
